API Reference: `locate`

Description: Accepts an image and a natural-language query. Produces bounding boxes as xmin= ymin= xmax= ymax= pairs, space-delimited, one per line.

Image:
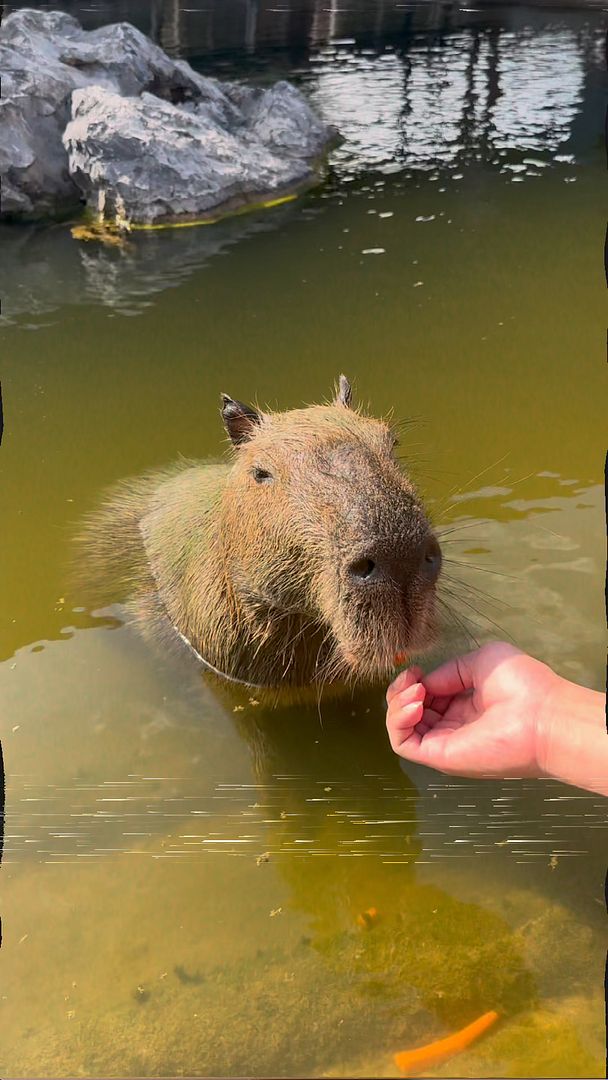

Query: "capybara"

xmin=78 ymin=376 xmax=442 ymax=702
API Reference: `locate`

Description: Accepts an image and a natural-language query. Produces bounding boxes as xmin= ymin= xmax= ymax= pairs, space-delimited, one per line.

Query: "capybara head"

xmin=217 ymin=375 xmax=441 ymax=687
xmin=78 ymin=376 xmax=442 ymax=697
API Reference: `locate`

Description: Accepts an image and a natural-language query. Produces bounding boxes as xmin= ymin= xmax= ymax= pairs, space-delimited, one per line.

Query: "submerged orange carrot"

xmin=356 ymin=906 xmax=380 ymax=929
xmin=394 ymin=1010 xmax=499 ymax=1075
xmin=394 ymin=652 xmax=408 ymax=666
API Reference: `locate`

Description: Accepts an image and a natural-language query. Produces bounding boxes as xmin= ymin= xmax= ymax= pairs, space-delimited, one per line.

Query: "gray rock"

xmin=0 ymin=9 xmax=206 ymax=100
xmin=242 ymin=81 xmax=331 ymax=160
xmin=0 ymin=8 xmax=334 ymax=223
xmin=63 ymin=83 xmax=329 ymax=225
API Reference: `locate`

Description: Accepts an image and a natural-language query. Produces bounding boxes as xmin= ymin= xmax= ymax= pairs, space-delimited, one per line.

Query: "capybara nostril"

xmin=421 ymin=535 xmax=442 ymax=584
xmin=348 ymin=557 xmax=377 ymax=582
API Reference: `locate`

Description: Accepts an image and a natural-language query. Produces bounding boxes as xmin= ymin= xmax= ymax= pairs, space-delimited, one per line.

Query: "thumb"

xmin=423 ymin=642 xmax=523 ymax=698
xmin=422 ymin=652 xmax=479 ymax=698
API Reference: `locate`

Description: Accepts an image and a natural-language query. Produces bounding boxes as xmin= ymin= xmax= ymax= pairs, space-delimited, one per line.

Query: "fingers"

xmin=386 ymin=665 xmax=423 ymax=706
xmin=421 ymin=651 xmax=479 ymax=697
xmin=392 ymin=714 xmax=500 ymax=777
xmin=405 ymin=722 xmax=481 ymax=773
xmin=386 ymin=685 xmax=479 ymax=771
xmin=423 ymin=692 xmax=456 ymax=717
xmin=386 ymin=681 xmax=426 ymax=751
xmin=422 ymin=642 xmax=523 ymax=698
xmin=386 ymin=645 xmax=525 ymax=777
xmin=389 ymin=721 xmax=460 ymax=771
xmin=385 ymin=650 xmax=496 ymax=767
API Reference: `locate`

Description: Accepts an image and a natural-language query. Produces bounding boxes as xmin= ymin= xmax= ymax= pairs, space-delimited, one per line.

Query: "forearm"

xmin=536 ymin=678 xmax=608 ymax=795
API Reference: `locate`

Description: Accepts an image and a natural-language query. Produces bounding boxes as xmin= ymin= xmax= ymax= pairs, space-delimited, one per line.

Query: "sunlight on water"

xmin=311 ymin=27 xmax=587 ymax=174
xmin=492 ymin=30 xmax=584 ymax=152
xmin=0 ymin=1 xmax=606 ymax=1077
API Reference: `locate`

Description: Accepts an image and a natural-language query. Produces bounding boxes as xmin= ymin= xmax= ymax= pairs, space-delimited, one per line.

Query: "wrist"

xmin=535 ymin=672 xmax=607 ymax=792
xmin=533 ymin=670 xmax=568 ymax=777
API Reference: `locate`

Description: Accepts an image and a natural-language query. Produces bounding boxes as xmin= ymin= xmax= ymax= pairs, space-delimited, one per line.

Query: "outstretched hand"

xmin=386 ymin=642 xmax=559 ymax=778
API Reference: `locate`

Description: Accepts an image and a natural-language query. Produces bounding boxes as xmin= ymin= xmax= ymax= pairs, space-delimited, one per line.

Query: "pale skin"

xmin=386 ymin=642 xmax=608 ymax=797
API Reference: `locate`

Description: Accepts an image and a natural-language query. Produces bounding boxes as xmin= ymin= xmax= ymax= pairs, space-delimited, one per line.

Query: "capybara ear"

xmin=335 ymin=374 xmax=353 ymax=408
xmin=220 ymin=394 xmax=262 ymax=446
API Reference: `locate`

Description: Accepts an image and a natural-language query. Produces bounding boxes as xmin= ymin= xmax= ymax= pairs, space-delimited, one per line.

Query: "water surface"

xmin=0 ymin=1 xmax=606 ymax=1076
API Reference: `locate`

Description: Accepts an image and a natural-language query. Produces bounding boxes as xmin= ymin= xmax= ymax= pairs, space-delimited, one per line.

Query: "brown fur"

xmin=76 ymin=379 xmax=441 ymax=704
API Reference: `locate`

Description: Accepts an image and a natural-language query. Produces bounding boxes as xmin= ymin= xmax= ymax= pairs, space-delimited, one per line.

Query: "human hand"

xmin=386 ymin=642 xmax=561 ymax=779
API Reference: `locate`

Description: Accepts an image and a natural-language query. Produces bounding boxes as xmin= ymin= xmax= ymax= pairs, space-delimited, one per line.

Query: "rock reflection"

xmin=0 ymin=205 xmax=293 ymax=324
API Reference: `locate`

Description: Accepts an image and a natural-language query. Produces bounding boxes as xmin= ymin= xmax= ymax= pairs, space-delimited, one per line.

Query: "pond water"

xmin=0 ymin=1 xmax=607 ymax=1077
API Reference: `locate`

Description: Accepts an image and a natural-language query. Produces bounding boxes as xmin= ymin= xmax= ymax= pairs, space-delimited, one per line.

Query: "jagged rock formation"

xmin=0 ymin=9 xmax=335 ymax=224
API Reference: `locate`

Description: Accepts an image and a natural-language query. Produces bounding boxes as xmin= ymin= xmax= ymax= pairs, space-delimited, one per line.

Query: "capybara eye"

xmin=252 ymin=466 xmax=273 ymax=484
xmin=348 ymin=557 xmax=376 ymax=580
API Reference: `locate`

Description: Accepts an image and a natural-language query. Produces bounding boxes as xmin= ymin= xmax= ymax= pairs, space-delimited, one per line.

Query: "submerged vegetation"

xmin=1 ymin=1 xmax=605 ymax=1077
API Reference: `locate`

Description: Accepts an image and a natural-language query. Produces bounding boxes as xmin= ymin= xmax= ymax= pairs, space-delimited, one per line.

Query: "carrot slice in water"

xmin=394 ymin=1010 xmax=499 ymax=1075
xmin=356 ymin=907 xmax=380 ymax=929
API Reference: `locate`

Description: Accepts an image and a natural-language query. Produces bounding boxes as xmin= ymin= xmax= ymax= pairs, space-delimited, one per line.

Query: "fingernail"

xmin=389 ymin=671 xmax=408 ymax=693
xmin=398 ymin=700 xmax=423 ymax=717
xmin=399 ymin=683 xmax=425 ymax=704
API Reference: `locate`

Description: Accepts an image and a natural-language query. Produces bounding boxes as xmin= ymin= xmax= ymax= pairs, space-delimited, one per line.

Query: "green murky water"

xmin=1 ymin=2 xmax=606 ymax=1076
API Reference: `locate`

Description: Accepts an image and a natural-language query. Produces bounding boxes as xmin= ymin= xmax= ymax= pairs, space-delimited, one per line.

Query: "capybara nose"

xmin=347 ymin=538 xmax=442 ymax=588
xmin=420 ymin=535 xmax=442 ymax=584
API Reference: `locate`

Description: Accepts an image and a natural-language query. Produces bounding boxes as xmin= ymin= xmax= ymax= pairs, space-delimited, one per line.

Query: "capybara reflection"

xmin=79 ymin=376 xmax=442 ymax=701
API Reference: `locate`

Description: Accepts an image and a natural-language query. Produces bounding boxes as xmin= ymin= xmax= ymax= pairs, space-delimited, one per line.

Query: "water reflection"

xmin=492 ymin=29 xmax=584 ymax=152
xmin=310 ymin=26 xmax=589 ymax=175
xmin=149 ymin=0 xmax=182 ymax=55
xmin=0 ymin=3 xmax=603 ymax=325
xmin=0 ymin=207 xmax=293 ymax=324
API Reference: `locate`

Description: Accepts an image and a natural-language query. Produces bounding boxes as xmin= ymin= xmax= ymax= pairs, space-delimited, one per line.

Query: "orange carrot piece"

xmin=356 ymin=907 xmax=380 ymax=929
xmin=394 ymin=652 xmax=408 ymax=666
xmin=394 ymin=1010 xmax=499 ymax=1075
